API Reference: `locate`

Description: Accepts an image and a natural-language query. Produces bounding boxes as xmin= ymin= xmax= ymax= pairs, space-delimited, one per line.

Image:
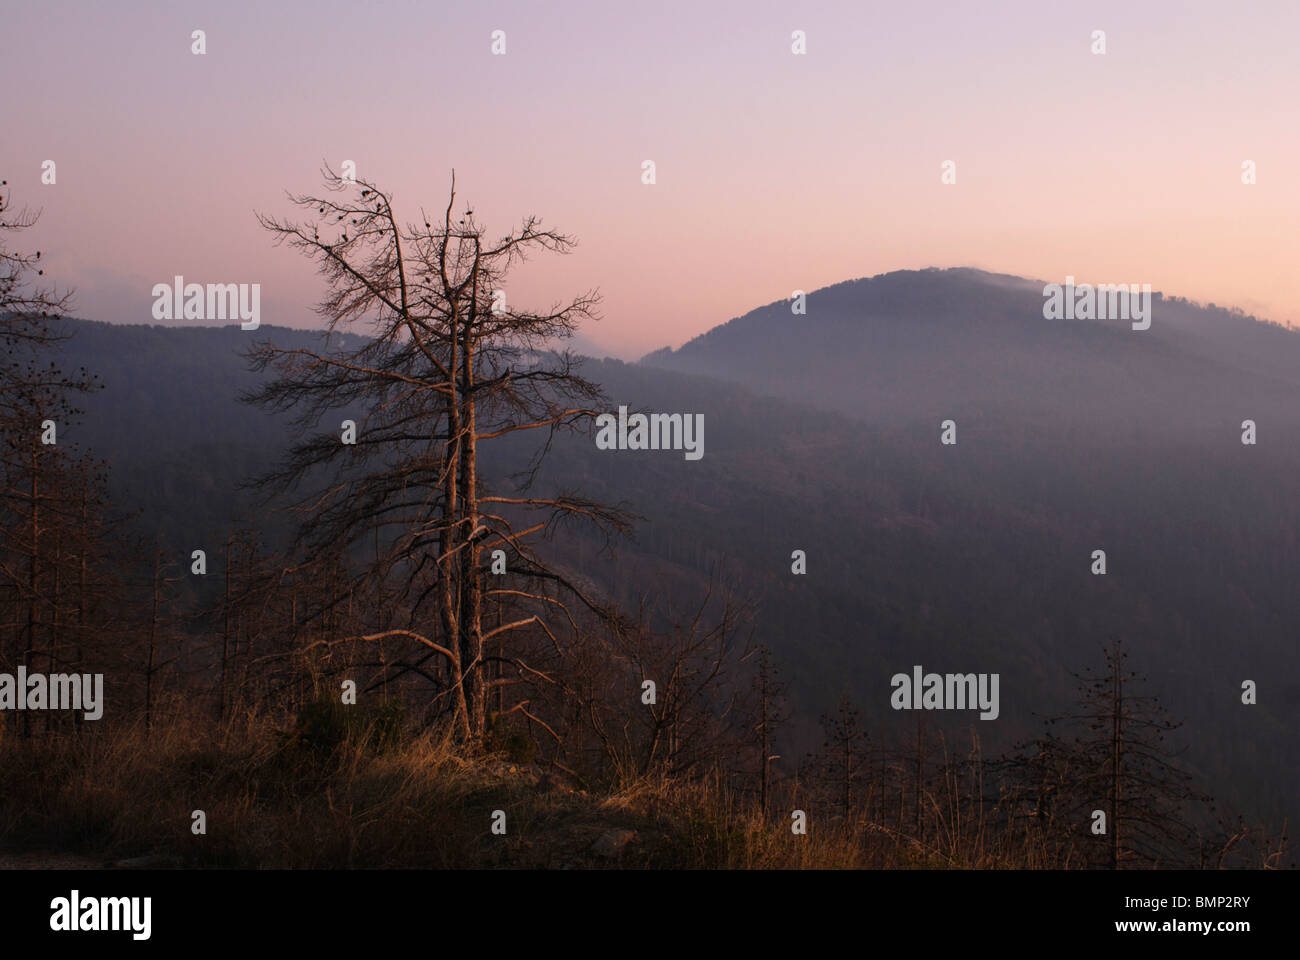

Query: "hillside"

xmin=42 ymin=269 xmax=1300 ymax=835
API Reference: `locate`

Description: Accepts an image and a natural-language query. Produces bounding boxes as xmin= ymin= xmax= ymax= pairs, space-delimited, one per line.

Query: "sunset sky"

xmin=5 ymin=0 xmax=1299 ymax=358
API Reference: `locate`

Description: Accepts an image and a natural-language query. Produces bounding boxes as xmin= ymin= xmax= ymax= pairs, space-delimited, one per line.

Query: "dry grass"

xmin=0 ymin=698 xmax=1045 ymax=869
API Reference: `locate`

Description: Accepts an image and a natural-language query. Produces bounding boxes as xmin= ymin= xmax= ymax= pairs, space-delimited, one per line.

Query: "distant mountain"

xmin=643 ymin=267 xmax=1300 ymax=439
xmin=631 ymin=267 xmax=1300 ymax=827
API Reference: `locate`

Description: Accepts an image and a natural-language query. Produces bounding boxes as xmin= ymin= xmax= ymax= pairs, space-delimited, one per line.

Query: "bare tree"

xmin=810 ymin=693 xmax=873 ymax=823
xmin=1007 ymin=637 xmax=1200 ymax=868
xmin=0 ymin=177 xmax=103 ymax=713
xmin=0 ymin=175 xmax=72 ymax=325
xmin=743 ymin=644 xmax=788 ymax=817
xmin=247 ymin=166 xmax=634 ymax=745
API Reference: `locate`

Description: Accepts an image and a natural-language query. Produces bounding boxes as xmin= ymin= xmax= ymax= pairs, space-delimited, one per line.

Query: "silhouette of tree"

xmin=811 ymin=693 xmax=873 ymax=822
xmin=742 ymin=644 xmax=788 ymax=816
xmin=0 ymin=178 xmax=105 ymax=724
xmin=1011 ymin=637 xmax=1199 ymax=867
xmin=247 ymin=167 xmax=634 ymax=744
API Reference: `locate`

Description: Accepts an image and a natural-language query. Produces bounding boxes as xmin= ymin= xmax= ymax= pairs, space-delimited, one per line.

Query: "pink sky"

xmin=5 ymin=0 xmax=1298 ymax=358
